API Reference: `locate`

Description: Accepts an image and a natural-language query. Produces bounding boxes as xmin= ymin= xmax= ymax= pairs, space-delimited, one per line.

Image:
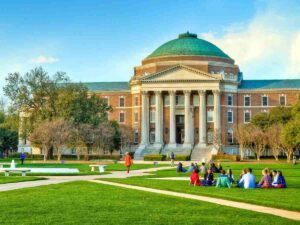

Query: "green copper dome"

xmin=147 ymin=32 xmax=230 ymax=59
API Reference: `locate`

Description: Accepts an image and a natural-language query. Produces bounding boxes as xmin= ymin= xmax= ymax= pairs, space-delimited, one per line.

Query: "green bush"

xmin=212 ymin=154 xmax=240 ymax=162
xmin=166 ymin=154 xmax=190 ymax=161
xmin=8 ymin=152 xmax=44 ymax=160
xmin=144 ymin=154 xmax=166 ymax=161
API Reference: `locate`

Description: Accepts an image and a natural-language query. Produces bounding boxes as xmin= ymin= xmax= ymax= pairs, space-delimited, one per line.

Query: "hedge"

xmin=212 ymin=154 xmax=240 ymax=162
xmin=144 ymin=154 xmax=166 ymax=161
xmin=166 ymin=154 xmax=190 ymax=161
xmin=8 ymin=153 xmax=44 ymax=160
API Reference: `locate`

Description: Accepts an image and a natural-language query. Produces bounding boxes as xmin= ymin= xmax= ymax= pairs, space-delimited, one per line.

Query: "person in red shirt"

xmin=124 ymin=152 xmax=132 ymax=173
xmin=190 ymin=168 xmax=201 ymax=186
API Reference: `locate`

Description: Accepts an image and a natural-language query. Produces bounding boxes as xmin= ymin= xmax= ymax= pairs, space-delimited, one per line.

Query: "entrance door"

xmin=176 ymin=115 xmax=184 ymax=144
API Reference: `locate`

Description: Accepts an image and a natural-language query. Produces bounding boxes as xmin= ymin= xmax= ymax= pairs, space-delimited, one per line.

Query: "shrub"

xmin=166 ymin=154 xmax=190 ymax=161
xmin=8 ymin=153 xmax=44 ymax=160
xmin=212 ymin=154 xmax=240 ymax=162
xmin=144 ymin=154 xmax=166 ymax=161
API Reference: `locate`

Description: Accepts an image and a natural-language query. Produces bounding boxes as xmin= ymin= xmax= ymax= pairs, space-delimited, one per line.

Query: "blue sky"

xmin=0 ymin=0 xmax=300 ymax=98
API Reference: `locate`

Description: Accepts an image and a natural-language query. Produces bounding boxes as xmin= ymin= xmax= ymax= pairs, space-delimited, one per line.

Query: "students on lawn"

xmin=124 ymin=152 xmax=132 ymax=173
xmin=176 ymin=162 xmax=187 ymax=172
xmin=190 ymin=168 xmax=201 ymax=186
xmin=170 ymin=152 xmax=175 ymax=166
xmin=20 ymin=152 xmax=25 ymax=165
xmin=216 ymin=170 xmax=231 ymax=188
xmin=227 ymin=169 xmax=234 ymax=184
xmin=200 ymin=162 xmax=208 ymax=180
xmin=272 ymin=171 xmax=287 ymax=188
xmin=258 ymin=168 xmax=272 ymax=188
xmin=272 ymin=170 xmax=278 ymax=186
xmin=217 ymin=163 xmax=223 ymax=172
xmin=238 ymin=168 xmax=256 ymax=189
xmin=209 ymin=163 xmax=219 ymax=173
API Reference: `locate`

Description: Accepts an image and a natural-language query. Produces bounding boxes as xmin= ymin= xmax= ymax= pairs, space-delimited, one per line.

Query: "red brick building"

xmin=22 ymin=32 xmax=300 ymax=160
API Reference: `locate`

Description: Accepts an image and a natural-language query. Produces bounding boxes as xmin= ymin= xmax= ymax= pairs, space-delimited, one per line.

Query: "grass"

xmin=0 ymin=181 xmax=297 ymax=225
xmin=101 ymin=162 xmax=300 ymax=211
xmin=0 ymin=160 xmax=169 ymax=176
xmin=0 ymin=176 xmax=45 ymax=184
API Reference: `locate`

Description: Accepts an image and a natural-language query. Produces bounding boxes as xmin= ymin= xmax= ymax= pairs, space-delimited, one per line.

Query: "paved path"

xmin=0 ymin=166 xmax=172 ymax=192
xmin=90 ymin=179 xmax=300 ymax=221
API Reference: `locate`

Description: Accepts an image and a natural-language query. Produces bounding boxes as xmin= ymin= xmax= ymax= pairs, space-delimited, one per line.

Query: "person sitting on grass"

xmin=194 ymin=163 xmax=200 ymax=173
xmin=237 ymin=169 xmax=247 ymax=188
xmin=190 ymin=168 xmax=201 ymax=186
xmin=209 ymin=163 xmax=219 ymax=173
xmin=176 ymin=162 xmax=187 ymax=173
xmin=216 ymin=170 xmax=231 ymax=188
xmin=272 ymin=171 xmax=287 ymax=188
xmin=200 ymin=162 xmax=208 ymax=180
xmin=238 ymin=168 xmax=256 ymax=189
xmin=227 ymin=169 xmax=234 ymax=184
xmin=258 ymin=168 xmax=272 ymax=188
xmin=203 ymin=169 xmax=214 ymax=186
xmin=188 ymin=163 xmax=195 ymax=172
xmin=271 ymin=170 xmax=278 ymax=186
xmin=217 ymin=163 xmax=223 ymax=172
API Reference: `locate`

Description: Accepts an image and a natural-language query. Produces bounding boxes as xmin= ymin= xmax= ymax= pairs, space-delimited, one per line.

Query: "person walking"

xmin=170 ymin=152 xmax=175 ymax=166
xmin=20 ymin=152 xmax=25 ymax=165
xmin=124 ymin=152 xmax=132 ymax=173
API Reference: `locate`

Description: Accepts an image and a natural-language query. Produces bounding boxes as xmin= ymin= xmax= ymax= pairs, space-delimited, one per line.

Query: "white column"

xmin=213 ymin=90 xmax=221 ymax=132
xmin=198 ymin=90 xmax=207 ymax=146
xmin=154 ymin=91 xmax=163 ymax=146
xmin=169 ymin=90 xmax=176 ymax=147
xmin=183 ymin=90 xmax=191 ymax=147
xmin=141 ymin=91 xmax=149 ymax=145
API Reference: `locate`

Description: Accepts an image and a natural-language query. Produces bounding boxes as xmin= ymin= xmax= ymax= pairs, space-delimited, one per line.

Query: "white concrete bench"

xmin=0 ymin=163 xmax=17 ymax=168
xmin=89 ymin=165 xmax=107 ymax=173
xmin=0 ymin=168 xmax=31 ymax=177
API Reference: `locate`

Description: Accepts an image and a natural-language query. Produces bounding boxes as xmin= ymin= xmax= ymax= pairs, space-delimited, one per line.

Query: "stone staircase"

xmin=134 ymin=144 xmax=162 ymax=160
xmin=190 ymin=146 xmax=213 ymax=162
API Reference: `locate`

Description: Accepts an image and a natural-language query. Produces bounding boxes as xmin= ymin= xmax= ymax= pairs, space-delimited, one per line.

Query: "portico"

xmin=136 ymin=64 xmax=222 ymax=155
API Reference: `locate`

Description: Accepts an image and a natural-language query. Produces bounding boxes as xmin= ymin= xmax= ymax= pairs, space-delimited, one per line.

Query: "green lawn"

xmin=0 ymin=176 xmax=45 ymax=184
xmin=0 ymin=181 xmax=297 ymax=225
xmin=102 ymin=163 xmax=300 ymax=211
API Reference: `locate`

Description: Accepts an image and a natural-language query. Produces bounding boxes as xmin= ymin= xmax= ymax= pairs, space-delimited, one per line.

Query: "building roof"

xmin=147 ymin=32 xmax=230 ymax=59
xmin=82 ymin=82 xmax=129 ymax=92
xmin=239 ymin=79 xmax=300 ymax=89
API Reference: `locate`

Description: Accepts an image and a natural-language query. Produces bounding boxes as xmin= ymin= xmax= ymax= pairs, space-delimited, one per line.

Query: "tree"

xmin=50 ymin=119 xmax=74 ymax=161
xmin=233 ymin=124 xmax=250 ymax=160
xmin=29 ymin=121 xmax=53 ymax=161
xmin=250 ymin=125 xmax=267 ymax=161
xmin=119 ymin=125 xmax=134 ymax=153
xmin=251 ymin=112 xmax=270 ymax=130
xmin=266 ymin=124 xmax=282 ymax=160
xmin=281 ymin=119 xmax=300 ymax=162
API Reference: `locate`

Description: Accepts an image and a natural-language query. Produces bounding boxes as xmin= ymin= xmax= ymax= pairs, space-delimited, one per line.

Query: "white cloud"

xmin=199 ymin=0 xmax=300 ymax=79
xmin=30 ymin=56 xmax=59 ymax=64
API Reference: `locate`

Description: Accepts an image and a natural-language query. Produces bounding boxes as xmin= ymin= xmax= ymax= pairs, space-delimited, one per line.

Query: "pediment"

xmin=138 ymin=65 xmax=220 ymax=82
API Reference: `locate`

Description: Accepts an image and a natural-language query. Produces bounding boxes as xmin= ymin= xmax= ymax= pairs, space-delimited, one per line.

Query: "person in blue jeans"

xmin=20 ymin=152 xmax=25 ymax=165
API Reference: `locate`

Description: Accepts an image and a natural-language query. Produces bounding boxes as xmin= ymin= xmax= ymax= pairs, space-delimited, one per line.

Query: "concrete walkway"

xmin=90 ymin=179 xmax=300 ymax=221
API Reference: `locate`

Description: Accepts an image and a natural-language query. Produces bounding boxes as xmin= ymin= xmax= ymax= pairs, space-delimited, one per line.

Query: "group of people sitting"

xmin=176 ymin=162 xmax=287 ymax=188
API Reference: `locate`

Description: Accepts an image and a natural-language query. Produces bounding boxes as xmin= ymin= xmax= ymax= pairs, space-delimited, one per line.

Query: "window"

xmin=175 ymin=95 xmax=184 ymax=106
xmin=262 ymin=95 xmax=268 ymax=106
xmin=244 ymin=110 xmax=251 ymax=123
xmin=193 ymin=95 xmax=199 ymax=106
xmin=207 ymin=110 xmax=214 ymax=122
xmin=134 ymin=111 xmax=138 ymax=123
xmin=227 ymin=110 xmax=233 ymax=123
xmin=150 ymin=111 xmax=155 ymax=123
xmin=227 ymin=128 xmax=233 ymax=144
xmin=103 ymin=96 xmax=109 ymax=105
xmin=134 ymin=130 xmax=139 ymax=144
xmin=134 ymin=96 xmax=139 ymax=106
xmin=164 ymin=95 xmax=170 ymax=106
xmin=279 ymin=95 xmax=286 ymax=106
xmin=227 ymin=95 xmax=233 ymax=106
xmin=244 ymin=96 xmax=251 ymax=106
xmin=207 ymin=94 xmax=214 ymax=106
xmin=119 ymin=96 xmax=125 ymax=107
xmin=119 ymin=112 xmax=125 ymax=123
xmin=150 ymin=95 xmax=155 ymax=106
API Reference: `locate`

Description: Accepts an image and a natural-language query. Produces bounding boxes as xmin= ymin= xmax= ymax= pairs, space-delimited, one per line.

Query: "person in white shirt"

xmin=239 ymin=168 xmax=256 ymax=189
